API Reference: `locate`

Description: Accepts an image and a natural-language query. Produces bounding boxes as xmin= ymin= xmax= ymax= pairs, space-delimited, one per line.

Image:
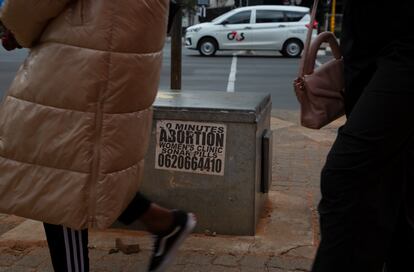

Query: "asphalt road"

xmin=161 ymin=43 xmax=302 ymax=109
xmin=0 ymin=47 xmax=27 ymax=99
xmin=0 ymin=43 xmax=315 ymax=110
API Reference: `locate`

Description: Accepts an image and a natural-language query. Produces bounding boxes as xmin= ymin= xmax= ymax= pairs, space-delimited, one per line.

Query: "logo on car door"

xmin=227 ymin=31 xmax=245 ymax=41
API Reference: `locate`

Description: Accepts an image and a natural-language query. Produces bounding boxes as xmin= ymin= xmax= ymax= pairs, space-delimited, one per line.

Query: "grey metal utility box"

xmin=139 ymin=91 xmax=272 ymax=236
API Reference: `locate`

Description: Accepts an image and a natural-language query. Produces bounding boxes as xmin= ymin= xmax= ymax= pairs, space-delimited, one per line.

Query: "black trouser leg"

xmin=43 ymin=223 xmax=89 ymax=272
xmin=384 ymin=149 xmax=414 ymax=272
xmin=384 ymin=207 xmax=414 ymax=272
xmin=311 ymin=88 xmax=414 ymax=272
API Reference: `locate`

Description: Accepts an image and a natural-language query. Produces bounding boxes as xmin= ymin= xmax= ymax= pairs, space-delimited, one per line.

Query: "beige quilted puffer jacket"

xmin=0 ymin=0 xmax=169 ymax=229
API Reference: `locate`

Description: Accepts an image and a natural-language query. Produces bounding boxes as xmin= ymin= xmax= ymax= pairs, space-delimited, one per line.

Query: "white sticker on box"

xmin=155 ymin=120 xmax=227 ymax=176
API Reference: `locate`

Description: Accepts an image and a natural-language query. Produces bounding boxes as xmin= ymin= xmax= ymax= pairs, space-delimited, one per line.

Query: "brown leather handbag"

xmin=294 ymin=0 xmax=345 ymax=129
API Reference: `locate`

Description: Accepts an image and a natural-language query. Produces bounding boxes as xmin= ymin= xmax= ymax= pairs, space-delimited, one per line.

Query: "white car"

xmin=185 ymin=5 xmax=316 ymax=57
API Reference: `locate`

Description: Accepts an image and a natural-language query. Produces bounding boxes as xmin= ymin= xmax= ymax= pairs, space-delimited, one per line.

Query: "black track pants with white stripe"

xmin=44 ymin=223 xmax=89 ymax=272
xmin=43 ymin=193 xmax=152 ymax=271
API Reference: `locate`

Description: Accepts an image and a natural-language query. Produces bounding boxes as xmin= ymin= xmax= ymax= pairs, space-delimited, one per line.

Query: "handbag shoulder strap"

xmin=298 ymin=0 xmax=319 ymax=77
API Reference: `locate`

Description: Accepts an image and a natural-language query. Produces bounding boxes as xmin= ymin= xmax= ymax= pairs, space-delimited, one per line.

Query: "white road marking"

xmin=227 ymin=53 xmax=238 ymax=93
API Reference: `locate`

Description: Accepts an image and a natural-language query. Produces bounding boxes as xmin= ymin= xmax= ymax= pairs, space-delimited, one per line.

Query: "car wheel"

xmin=198 ymin=38 xmax=218 ymax=56
xmin=282 ymin=39 xmax=303 ymax=58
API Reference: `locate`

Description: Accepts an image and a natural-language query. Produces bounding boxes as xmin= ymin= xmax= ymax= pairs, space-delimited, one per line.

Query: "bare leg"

xmin=118 ymin=193 xmax=176 ymax=234
xmin=139 ymin=203 xmax=174 ymax=234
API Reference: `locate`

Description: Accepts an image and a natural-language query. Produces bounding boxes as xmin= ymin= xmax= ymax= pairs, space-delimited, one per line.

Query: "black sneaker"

xmin=148 ymin=210 xmax=197 ymax=272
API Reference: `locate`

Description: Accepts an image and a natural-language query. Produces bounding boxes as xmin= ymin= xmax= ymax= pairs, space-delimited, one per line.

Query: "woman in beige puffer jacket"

xmin=0 ymin=0 xmax=166 ymax=229
xmin=0 ymin=0 xmax=195 ymax=271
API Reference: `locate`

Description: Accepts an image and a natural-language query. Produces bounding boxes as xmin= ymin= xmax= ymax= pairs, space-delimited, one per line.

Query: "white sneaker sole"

xmin=150 ymin=213 xmax=197 ymax=272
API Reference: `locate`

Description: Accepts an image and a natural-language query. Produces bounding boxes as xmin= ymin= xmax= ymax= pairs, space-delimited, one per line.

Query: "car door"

xmin=285 ymin=11 xmax=310 ymax=42
xmin=250 ymin=9 xmax=288 ymax=50
xmin=214 ymin=10 xmax=255 ymax=50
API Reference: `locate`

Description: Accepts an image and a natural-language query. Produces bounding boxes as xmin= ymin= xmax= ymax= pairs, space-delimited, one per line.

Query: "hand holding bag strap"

xmin=298 ymin=0 xmax=319 ymax=78
xmin=304 ymin=32 xmax=342 ymax=75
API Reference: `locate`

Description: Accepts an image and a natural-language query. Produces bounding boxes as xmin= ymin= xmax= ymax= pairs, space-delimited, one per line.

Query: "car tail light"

xmin=306 ymin=20 xmax=318 ymax=29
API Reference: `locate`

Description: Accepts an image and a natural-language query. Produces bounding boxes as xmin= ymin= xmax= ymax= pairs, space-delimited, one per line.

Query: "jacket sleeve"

xmin=0 ymin=0 xmax=70 ymax=48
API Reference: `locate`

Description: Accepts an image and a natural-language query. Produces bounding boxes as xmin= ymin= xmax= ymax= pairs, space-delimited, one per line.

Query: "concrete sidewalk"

xmin=0 ymin=111 xmax=344 ymax=272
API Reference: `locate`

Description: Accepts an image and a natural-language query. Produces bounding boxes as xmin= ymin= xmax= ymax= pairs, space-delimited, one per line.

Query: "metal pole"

xmin=330 ymin=0 xmax=336 ymax=33
xmin=171 ymin=5 xmax=182 ymax=91
xmin=324 ymin=0 xmax=330 ymax=32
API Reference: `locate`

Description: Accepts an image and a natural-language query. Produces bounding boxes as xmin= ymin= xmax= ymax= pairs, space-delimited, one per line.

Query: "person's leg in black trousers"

xmin=43 ymin=223 xmax=89 ymax=272
xmin=383 ymin=147 xmax=414 ymax=272
xmin=383 ymin=208 xmax=414 ymax=272
xmin=311 ymin=81 xmax=414 ymax=272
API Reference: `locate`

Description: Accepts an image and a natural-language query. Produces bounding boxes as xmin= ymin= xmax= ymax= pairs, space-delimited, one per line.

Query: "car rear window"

xmin=256 ymin=10 xmax=285 ymax=23
xmin=285 ymin=11 xmax=307 ymax=22
xmin=226 ymin=11 xmax=252 ymax=24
